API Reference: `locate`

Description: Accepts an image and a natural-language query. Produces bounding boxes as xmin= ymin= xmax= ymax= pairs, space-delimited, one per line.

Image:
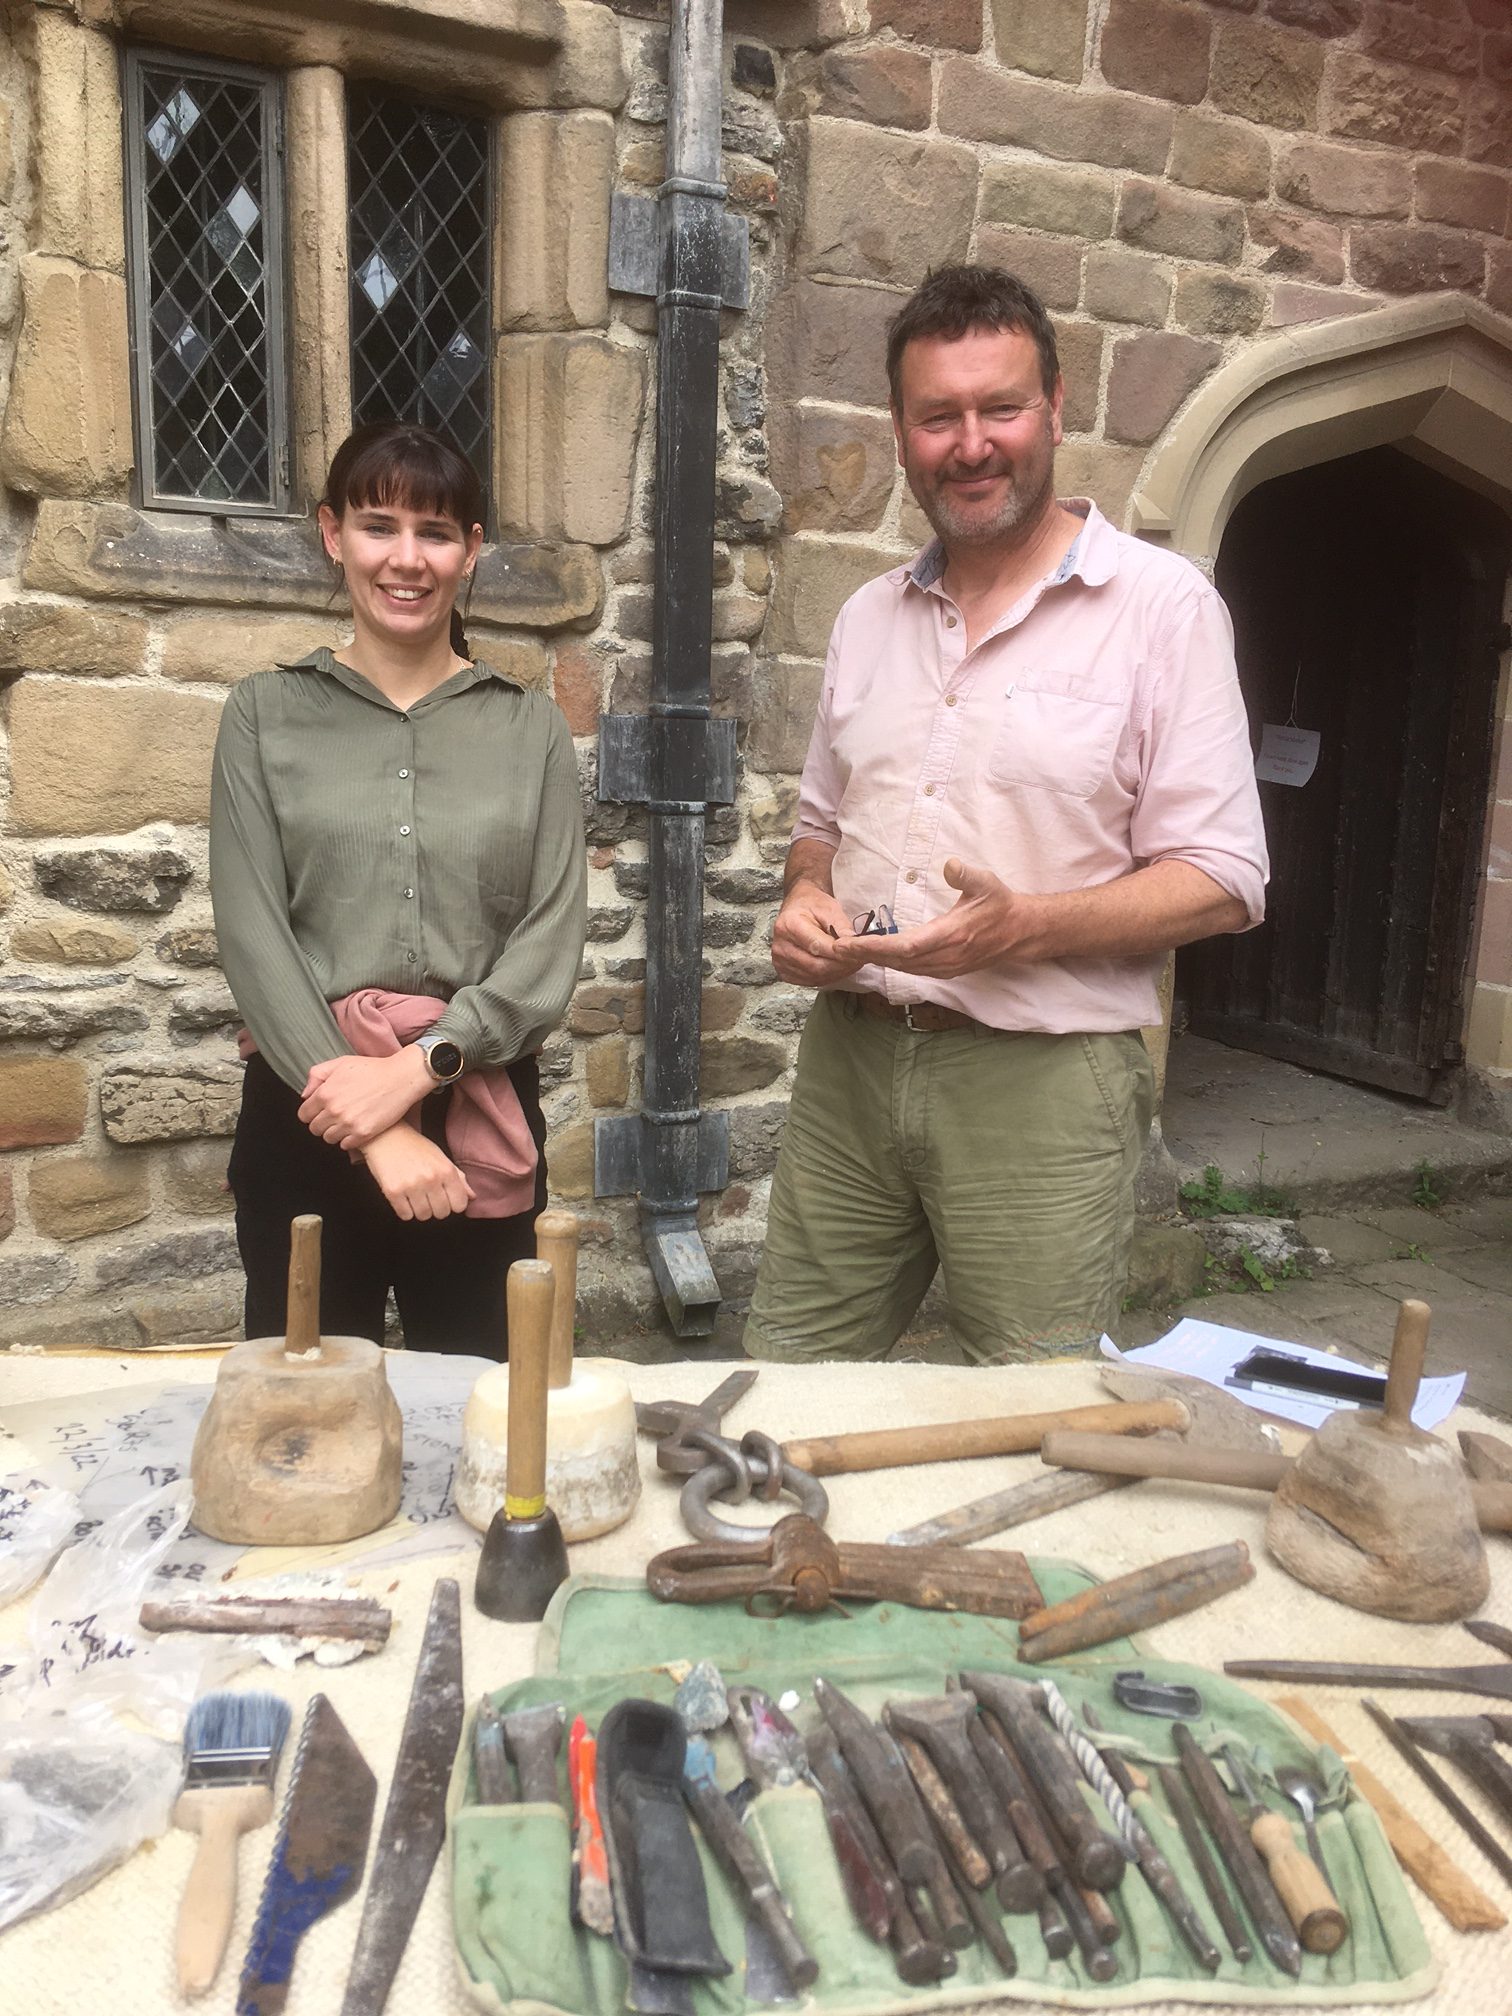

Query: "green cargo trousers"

xmin=743 ymin=991 xmax=1155 ymax=1365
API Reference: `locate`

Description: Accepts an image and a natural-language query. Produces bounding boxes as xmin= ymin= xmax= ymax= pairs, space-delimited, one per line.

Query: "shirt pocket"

xmin=987 ymin=668 xmax=1128 ymax=800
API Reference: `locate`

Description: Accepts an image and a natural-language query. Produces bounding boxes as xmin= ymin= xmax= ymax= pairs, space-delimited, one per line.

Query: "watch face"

xmin=425 ymin=1039 xmax=464 ymax=1080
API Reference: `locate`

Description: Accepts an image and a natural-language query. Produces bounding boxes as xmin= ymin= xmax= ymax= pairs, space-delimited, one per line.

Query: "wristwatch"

xmin=413 ymin=1031 xmax=466 ymax=1084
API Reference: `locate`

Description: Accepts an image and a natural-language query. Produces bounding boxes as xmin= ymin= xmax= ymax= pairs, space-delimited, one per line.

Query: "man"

xmin=743 ymin=264 xmax=1268 ymax=1364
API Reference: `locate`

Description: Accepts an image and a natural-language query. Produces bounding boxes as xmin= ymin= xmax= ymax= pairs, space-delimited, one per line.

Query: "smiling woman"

xmin=208 ymin=420 xmax=587 ymax=1356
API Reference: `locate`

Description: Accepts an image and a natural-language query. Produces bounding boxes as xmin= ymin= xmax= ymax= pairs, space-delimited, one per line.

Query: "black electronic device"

xmin=1226 ymin=1347 xmax=1387 ymax=1409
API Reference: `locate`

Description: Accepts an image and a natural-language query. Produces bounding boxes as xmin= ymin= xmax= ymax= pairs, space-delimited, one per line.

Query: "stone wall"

xmin=2 ymin=0 xmax=1511 ymax=1344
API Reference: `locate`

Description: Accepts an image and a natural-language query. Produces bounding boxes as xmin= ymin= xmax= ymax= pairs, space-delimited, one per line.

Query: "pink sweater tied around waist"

xmin=241 ymin=989 xmax=538 ymax=1219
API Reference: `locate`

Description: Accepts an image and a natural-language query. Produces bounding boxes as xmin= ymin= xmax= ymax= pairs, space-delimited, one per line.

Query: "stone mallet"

xmin=475 ymin=1259 xmax=570 ymax=1621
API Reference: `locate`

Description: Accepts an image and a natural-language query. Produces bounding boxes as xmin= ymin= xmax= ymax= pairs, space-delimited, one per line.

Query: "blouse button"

xmin=400 ymin=825 xmax=411 ymax=836
xmin=398 ymin=768 xmax=410 ymax=778
xmin=406 ymin=951 xmax=417 ymax=964
xmin=403 ymin=887 xmax=414 ymax=900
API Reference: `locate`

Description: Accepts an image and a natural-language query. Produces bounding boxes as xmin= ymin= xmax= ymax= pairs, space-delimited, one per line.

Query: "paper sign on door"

xmin=1255 ymin=722 xmax=1320 ymax=787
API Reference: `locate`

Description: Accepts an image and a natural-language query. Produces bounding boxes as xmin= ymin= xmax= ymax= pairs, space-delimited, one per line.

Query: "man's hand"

xmin=839 ymin=858 xmax=1039 ymax=979
xmin=771 ymin=876 xmax=868 ymax=986
xmin=362 ymin=1122 xmax=474 ymax=1221
xmin=299 ymin=1049 xmax=432 ymax=1150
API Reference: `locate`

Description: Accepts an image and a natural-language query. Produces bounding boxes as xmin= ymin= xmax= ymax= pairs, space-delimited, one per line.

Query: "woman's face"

xmin=319 ymin=496 xmax=484 ymax=654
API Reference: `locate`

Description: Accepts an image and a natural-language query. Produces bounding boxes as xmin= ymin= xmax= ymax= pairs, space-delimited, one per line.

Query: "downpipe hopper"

xmin=644 ymin=1212 xmax=723 ymax=1337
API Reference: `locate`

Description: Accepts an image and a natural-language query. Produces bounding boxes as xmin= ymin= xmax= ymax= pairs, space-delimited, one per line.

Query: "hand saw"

xmin=238 ymin=1694 xmax=377 ymax=2016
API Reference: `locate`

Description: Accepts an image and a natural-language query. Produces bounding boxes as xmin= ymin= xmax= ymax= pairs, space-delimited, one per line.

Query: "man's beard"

xmin=907 ymin=427 xmax=1056 ymax=549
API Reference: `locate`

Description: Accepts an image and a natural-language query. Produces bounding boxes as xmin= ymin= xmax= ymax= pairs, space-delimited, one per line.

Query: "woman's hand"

xmin=361 ymin=1122 xmax=474 ymax=1221
xmin=300 ymin=1049 xmax=432 ymax=1150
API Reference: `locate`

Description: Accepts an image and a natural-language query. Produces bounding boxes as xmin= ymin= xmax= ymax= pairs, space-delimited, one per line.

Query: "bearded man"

xmin=743 ymin=264 xmax=1269 ymax=1365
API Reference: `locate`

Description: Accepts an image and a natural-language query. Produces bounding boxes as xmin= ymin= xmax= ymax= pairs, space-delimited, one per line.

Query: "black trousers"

xmin=228 ymin=1051 xmax=548 ymax=1357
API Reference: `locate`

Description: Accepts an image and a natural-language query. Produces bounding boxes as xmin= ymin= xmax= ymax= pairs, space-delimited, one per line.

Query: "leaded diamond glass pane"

xmin=126 ymin=54 xmax=284 ymax=509
xmin=347 ymin=87 xmax=491 ymax=486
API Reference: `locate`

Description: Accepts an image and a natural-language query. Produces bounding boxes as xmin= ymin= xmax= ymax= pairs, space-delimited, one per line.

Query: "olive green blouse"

xmin=209 ymin=649 xmax=587 ymax=1091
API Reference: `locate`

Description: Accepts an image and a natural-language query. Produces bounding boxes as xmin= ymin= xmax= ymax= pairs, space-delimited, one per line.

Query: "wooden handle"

xmin=505 ymin=1259 xmax=556 ymax=1511
xmin=1276 ymin=1696 xmax=1506 ymax=1933
xmin=284 ymin=1214 xmax=322 ymax=1355
xmin=175 ymin=1805 xmax=241 ymax=1997
xmin=783 ymin=1399 xmax=1189 ymax=1477
xmin=1040 ymin=1430 xmax=1289 ymax=1491
xmin=1382 ymin=1298 xmax=1430 ymax=1435
xmin=1249 ymin=1811 xmax=1349 ymax=1954
xmin=534 ymin=1209 xmax=580 ymax=1390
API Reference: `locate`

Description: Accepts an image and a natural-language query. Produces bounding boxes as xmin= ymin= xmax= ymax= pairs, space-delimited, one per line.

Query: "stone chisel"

xmin=340 ymin=1578 xmax=465 ymax=2016
xmin=1172 ymin=1725 xmax=1301 ymax=1978
xmin=1360 ymin=1698 xmax=1512 ymax=1891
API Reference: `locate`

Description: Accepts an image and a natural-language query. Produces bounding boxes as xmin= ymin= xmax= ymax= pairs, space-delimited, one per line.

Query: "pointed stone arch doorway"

xmin=1133 ymin=297 xmax=1512 ymax=1107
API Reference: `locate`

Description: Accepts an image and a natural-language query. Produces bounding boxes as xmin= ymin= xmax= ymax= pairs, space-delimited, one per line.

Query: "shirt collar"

xmin=283 ymin=647 xmax=522 ymax=705
xmin=894 ymin=497 xmax=1122 ymax=595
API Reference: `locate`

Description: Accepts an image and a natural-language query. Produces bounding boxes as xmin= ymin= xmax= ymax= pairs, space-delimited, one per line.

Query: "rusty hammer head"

xmin=1396 ymin=1713 xmax=1512 ymax=1754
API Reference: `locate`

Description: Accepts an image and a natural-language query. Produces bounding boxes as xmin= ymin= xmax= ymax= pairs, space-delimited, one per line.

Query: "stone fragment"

xmin=1118 ymin=180 xmax=1244 ymax=265
xmin=991 ymin=0 xmax=1089 ymax=83
xmin=167 ymin=984 xmax=241 ymax=1036
xmin=10 ymin=919 xmax=139 ymax=964
xmin=29 ymin=1154 xmax=151 ymax=1243
xmin=1084 ymin=247 xmax=1172 ymax=326
xmin=728 ymin=1099 xmax=790 ymax=1178
xmin=939 ymin=62 xmax=1173 ymax=171
xmin=726 ymin=362 xmax=767 ymax=432
xmin=1324 ymin=53 xmax=1463 ymax=156
xmin=1053 ymin=319 xmax=1104 ymax=434
xmin=1249 ymin=206 xmax=1346 ymax=283
xmin=553 ymin=638 xmax=604 ymax=736
xmin=982 ymin=160 xmax=1115 ymax=241
xmin=869 ymin=0 xmax=982 ymax=50
xmin=748 ymin=660 xmax=825 ymax=775
xmin=0 ymin=989 xmax=146 ymax=1040
xmin=0 ymin=602 xmax=148 ymax=678
xmin=793 ymin=45 xmax=933 ymax=129
xmin=7 ymin=682 xmax=223 ymax=836
xmin=701 ymin=985 xmax=745 ymax=1033
xmin=547 ymin=1119 xmax=595 ymax=1199
xmin=130 ymin=1285 xmax=241 ymax=1347
xmin=1277 ymin=137 xmax=1413 ymax=219
xmin=704 ymin=911 xmax=754 ymax=947
xmin=497 ymin=334 xmax=647 ymax=544
xmin=0 ymin=1055 xmax=88 ymax=1149
xmin=464 ymin=632 xmax=554 ymax=691
xmin=499 ymin=112 xmax=613 ymax=329
xmin=713 ymin=593 xmax=768 ymax=642
xmin=707 ymin=866 xmax=785 ymax=905
xmin=700 ymin=1035 xmax=788 ymax=1098
xmin=1174 ymin=271 xmax=1265 ymax=335
xmin=1415 ymin=160 xmax=1510 ymax=235
xmin=569 ymin=983 xmax=646 ymax=1037
xmin=799 ymin=122 xmax=977 ymax=286
xmin=1125 ymin=1221 xmax=1207 ymax=1309
xmin=1053 ymin=442 xmax=1154 ymax=527
xmin=1350 ymin=225 xmax=1485 ymax=294
xmin=160 ymin=614 xmax=343 ymax=684
xmin=1360 ymin=2 xmax=1477 ymax=78
xmin=1210 ymin=18 xmax=1325 ymax=131
xmin=0 ymin=1252 xmax=77 ymax=1308
xmin=1170 ymin=110 xmax=1271 ymax=201
xmin=155 ymin=925 xmax=219 ymax=967
xmin=972 ymin=230 xmax=1083 ymax=310
xmin=587 ymin=1035 xmax=631 ymax=1108
xmin=1106 ymin=332 xmax=1221 ymax=444
xmin=775 ymin=407 xmax=897 ymax=533
xmin=716 ymin=473 xmax=784 ymax=542
xmin=613 ymin=862 xmax=649 ymax=901
xmin=36 ymin=839 xmax=193 ymax=913
xmin=767 ymin=540 xmax=897 ymax=658
xmin=766 ymin=278 xmax=903 ymax=409
xmin=32 ymin=14 xmax=123 ymax=269
xmin=94 ymin=1226 xmax=239 ymax=1292
xmin=0 ymin=257 xmax=131 ymax=499
xmin=99 ymin=1059 xmax=243 ymax=1144
xmin=750 ymin=989 xmax=813 ymax=1034
xmin=1099 ymin=0 xmax=1212 ymax=106
xmin=733 ymin=43 xmax=777 ymax=93
xmin=749 ymin=781 xmax=800 ymax=842
xmin=1468 ymin=84 xmax=1512 ymax=170
xmin=164 ymin=1140 xmax=233 ymax=1217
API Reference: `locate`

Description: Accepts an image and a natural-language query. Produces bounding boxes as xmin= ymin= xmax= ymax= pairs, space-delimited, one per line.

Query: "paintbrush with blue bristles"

xmin=174 ymin=1689 xmax=292 ymax=1999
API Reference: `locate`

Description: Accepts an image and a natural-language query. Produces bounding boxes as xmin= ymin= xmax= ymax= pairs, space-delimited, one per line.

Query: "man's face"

xmin=892 ymin=325 xmax=1063 ymax=550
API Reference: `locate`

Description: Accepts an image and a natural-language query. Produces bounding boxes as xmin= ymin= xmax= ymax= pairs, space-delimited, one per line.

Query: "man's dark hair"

xmin=885 ymin=265 xmax=1060 ymax=409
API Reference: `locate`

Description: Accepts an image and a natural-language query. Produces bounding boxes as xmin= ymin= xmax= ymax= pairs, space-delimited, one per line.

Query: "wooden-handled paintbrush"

xmin=174 ymin=1690 xmax=292 ymax=1998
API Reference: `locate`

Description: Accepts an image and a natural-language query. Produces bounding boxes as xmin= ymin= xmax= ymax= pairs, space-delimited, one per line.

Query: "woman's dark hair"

xmin=321 ymin=421 xmax=486 ymax=659
xmin=886 ymin=265 xmax=1060 ymax=410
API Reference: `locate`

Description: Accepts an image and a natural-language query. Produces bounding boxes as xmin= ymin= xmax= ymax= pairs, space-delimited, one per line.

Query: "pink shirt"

xmin=791 ymin=501 xmax=1269 ymax=1034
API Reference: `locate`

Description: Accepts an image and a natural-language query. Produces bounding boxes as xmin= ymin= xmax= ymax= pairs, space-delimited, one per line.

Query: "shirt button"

xmin=905 ymin=871 xmax=919 ymax=884
xmin=924 ymin=784 xmax=936 ymax=797
xmin=946 ymin=695 xmax=958 ymax=708
xmin=403 ymin=887 xmax=414 ymax=899
xmin=945 ymin=615 xmax=958 ymax=629
xmin=406 ymin=951 xmax=417 ymax=964
xmin=400 ymin=825 xmax=411 ymax=836
xmin=398 ymin=768 xmax=410 ymax=778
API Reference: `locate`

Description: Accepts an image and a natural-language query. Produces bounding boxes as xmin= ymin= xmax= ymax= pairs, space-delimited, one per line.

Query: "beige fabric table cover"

xmin=1 ymin=1352 xmax=1509 ymax=2016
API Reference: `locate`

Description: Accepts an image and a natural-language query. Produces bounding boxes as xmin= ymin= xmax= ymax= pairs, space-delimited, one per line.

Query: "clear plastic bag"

xmin=0 ymin=1474 xmax=82 ymax=1607
xmin=0 ymin=1723 xmax=180 ymax=1931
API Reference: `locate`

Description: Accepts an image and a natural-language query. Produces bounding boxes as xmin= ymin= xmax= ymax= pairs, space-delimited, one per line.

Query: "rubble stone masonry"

xmin=1 ymin=0 xmax=1509 ymax=1341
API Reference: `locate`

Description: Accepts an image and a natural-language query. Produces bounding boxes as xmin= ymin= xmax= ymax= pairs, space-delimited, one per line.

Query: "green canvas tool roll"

xmin=447 ymin=1569 xmax=1437 ymax=2012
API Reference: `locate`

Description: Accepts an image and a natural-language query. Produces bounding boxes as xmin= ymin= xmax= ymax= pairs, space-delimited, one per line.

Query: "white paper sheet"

xmin=1100 ymin=1318 xmax=1466 ymax=1432
xmin=1255 ymin=722 xmax=1321 ymax=787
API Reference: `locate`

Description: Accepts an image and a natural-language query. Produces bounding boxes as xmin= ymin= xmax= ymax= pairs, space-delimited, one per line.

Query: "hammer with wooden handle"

xmin=782 ymin=1399 xmax=1189 ymax=1477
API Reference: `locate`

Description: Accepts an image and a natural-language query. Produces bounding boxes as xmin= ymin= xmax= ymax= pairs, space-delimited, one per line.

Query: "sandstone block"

xmin=707 ymin=866 xmax=785 ymax=904
xmin=727 ymin=156 xmax=779 ymax=211
xmin=505 ymin=2 xmax=628 ymax=110
xmin=1325 ymin=53 xmax=1463 ymax=156
xmin=767 ymin=278 xmax=902 ymax=409
xmin=701 ymin=985 xmax=745 ymax=1034
xmin=284 ymin=67 xmax=350 ymax=508
xmin=6 ymin=682 xmax=222 ymax=837
xmin=1052 ymin=319 xmax=1105 ymax=434
xmin=553 ymin=639 xmax=604 ymax=736
xmin=0 ymin=986 xmax=145 ymax=1041
xmin=982 ymin=160 xmax=1115 ymax=241
xmin=587 ymin=1034 xmax=631 ymax=1107
xmin=161 ymin=614 xmax=344 ymax=685
xmin=1267 ymin=0 xmax=1360 ymax=31
xmin=749 ymin=781 xmax=801 ymax=842
xmin=10 ymin=918 xmax=139 ymax=964
xmin=1170 ymin=111 xmax=1271 ymax=201
xmin=94 ymin=1226 xmax=239 ymax=1292
xmin=868 ymin=0 xmax=981 ymax=49
xmin=713 ymin=593 xmax=768 ymax=642
xmin=940 ymin=62 xmax=1172 ymax=170
xmin=1053 ymin=442 xmax=1148 ymax=526
xmin=700 ymin=1035 xmax=788 ymax=1098
xmin=130 ymin=1284 xmax=242 ymax=1347
xmin=1106 ymin=331 xmax=1221 ymax=444
xmin=1468 ymin=84 xmax=1512 ymax=171
xmin=35 ymin=839 xmax=192 ymax=914
xmin=499 ymin=112 xmax=613 ymax=329
xmin=0 ymin=257 xmax=131 ymax=499
xmin=767 ymin=539 xmax=897 ymax=658
xmin=1099 ymin=0 xmax=1211 ymax=105
xmin=1174 ymin=271 xmax=1266 ymax=336
xmin=0 ymin=1168 xmax=13 ymax=1245
xmin=775 ymin=406 xmax=897 ymax=533
xmin=1414 ymin=161 xmax=1510 ymax=236
xmin=1278 ymin=138 xmax=1412 ymax=220
xmin=0 ymin=602 xmax=148 ymax=679
xmin=1351 ymin=224 xmax=1485 ymax=295
xmin=548 ymin=1119 xmax=595 ymax=1199
xmin=462 ymin=631 xmax=554 ymax=690
xmin=992 ymin=0 xmax=1088 ymax=82
xmin=607 ymin=643 xmax=753 ymax=718
xmin=728 ymin=1099 xmax=789 ymax=1177
xmin=748 ymin=658 xmax=825 ymax=775
xmin=99 ymin=1059 xmax=243 ymax=1144
xmin=167 ymin=983 xmax=241 ymax=1036
xmin=29 ymin=1153 xmax=151 ymax=1243
xmin=497 ymin=334 xmax=646 ymax=545
xmin=800 ymin=122 xmax=977 ymax=286
xmin=1267 ymin=284 xmax=1377 ymax=326
xmin=0 ymin=1055 xmax=88 ymax=1149
xmin=1249 ymin=206 xmax=1346 ymax=284
xmin=164 ymin=1140 xmax=234 ymax=1217
xmin=717 ymin=956 xmax=779 ymax=988
xmin=1118 ymin=180 xmax=1244 ymax=265
xmin=33 ymin=14 xmax=124 ymax=270
xmin=793 ymin=46 xmax=933 ymax=129
xmin=1360 ymin=2 xmax=1477 ymax=78
xmin=1085 ymin=247 xmax=1172 ymax=326
xmin=1211 ymin=18 xmax=1324 ymax=131
xmin=972 ymin=230 xmax=1082 ymax=311
xmin=0 ymin=1253 xmax=77 ymax=1310
xmin=586 ymin=904 xmax=634 ymax=944
xmin=569 ymin=983 xmax=646 ymax=1037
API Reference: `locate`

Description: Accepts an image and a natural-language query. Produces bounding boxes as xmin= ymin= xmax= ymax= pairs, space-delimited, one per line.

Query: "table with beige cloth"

xmin=1 ymin=1350 xmax=1509 ymax=2016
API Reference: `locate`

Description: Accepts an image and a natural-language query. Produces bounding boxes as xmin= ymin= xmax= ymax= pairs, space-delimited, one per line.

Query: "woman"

xmin=210 ymin=421 xmax=586 ymax=1353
